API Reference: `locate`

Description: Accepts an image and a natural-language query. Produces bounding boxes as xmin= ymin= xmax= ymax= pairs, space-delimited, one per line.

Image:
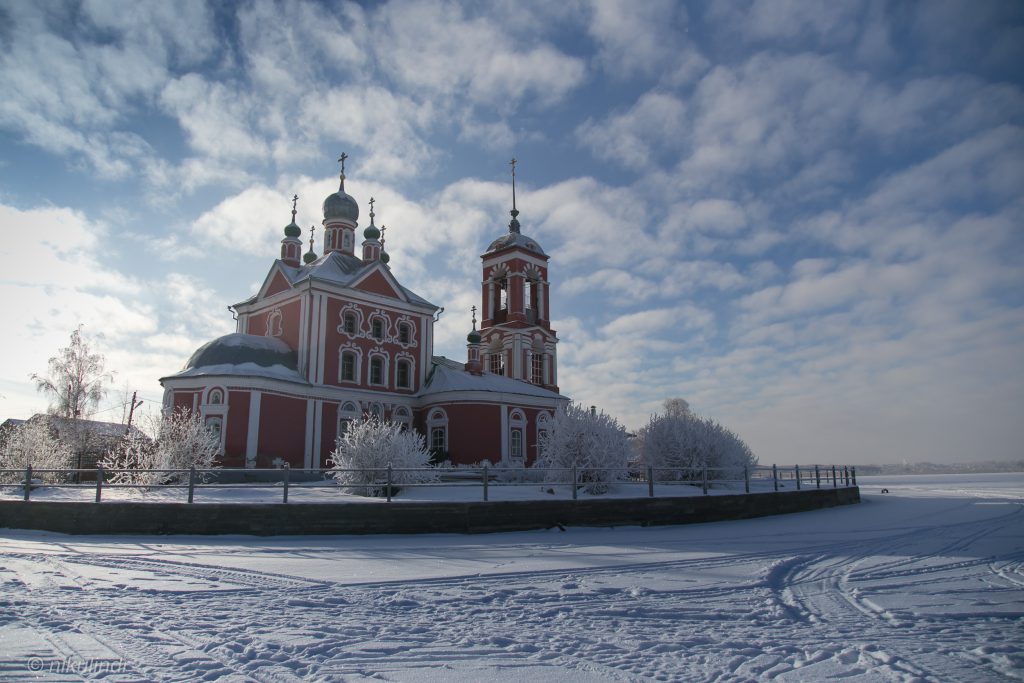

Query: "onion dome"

xmin=184 ymin=333 xmax=297 ymax=372
xmin=467 ymin=306 xmax=481 ymax=343
xmin=380 ymin=250 xmax=390 ymax=264
xmin=363 ymin=197 xmax=380 ymax=239
xmin=304 ymin=226 xmax=318 ymax=263
xmin=323 ymin=153 xmax=359 ymax=222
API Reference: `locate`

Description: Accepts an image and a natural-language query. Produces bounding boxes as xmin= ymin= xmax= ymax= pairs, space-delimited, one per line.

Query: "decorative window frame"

xmin=266 ymin=308 xmax=283 ymax=337
xmin=338 ymin=343 xmax=362 ymax=384
xmin=536 ymin=411 xmax=552 ymax=458
xmin=200 ymin=386 xmax=228 ymax=451
xmin=509 ymin=409 xmax=527 ymax=462
xmin=395 ymin=315 xmax=417 ymax=348
xmin=368 ymin=311 xmax=391 ymax=342
xmin=427 ymin=408 xmax=448 ymax=453
xmin=394 ymin=351 xmax=415 ymax=390
xmin=366 ymin=401 xmax=384 ymax=419
xmin=392 ymin=406 xmax=411 ymax=430
xmin=337 ymin=304 xmax=364 ymax=338
xmin=368 ymin=350 xmax=389 ymax=387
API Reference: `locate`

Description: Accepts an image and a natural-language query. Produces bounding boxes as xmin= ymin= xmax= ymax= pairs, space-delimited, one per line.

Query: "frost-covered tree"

xmin=99 ymin=409 xmax=219 ymax=486
xmin=534 ymin=403 xmax=631 ymax=494
xmin=0 ymin=419 xmax=74 ymax=484
xmin=31 ymin=326 xmax=113 ymax=419
xmin=639 ymin=399 xmax=756 ymax=484
xmin=327 ymin=417 xmax=436 ymax=496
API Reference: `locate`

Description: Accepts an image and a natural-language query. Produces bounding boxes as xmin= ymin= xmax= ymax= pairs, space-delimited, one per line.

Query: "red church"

xmin=160 ymin=159 xmax=567 ymax=469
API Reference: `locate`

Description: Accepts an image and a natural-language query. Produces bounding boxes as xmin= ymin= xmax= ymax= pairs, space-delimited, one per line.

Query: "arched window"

xmin=368 ymin=402 xmax=383 ymax=419
xmin=338 ymin=401 xmax=360 ymax=440
xmin=536 ymin=411 xmax=552 ymax=459
xmin=343 ymin=312 xmax=357 ymax=335
xmin=427 ymin=408 xmax=448 ymax=454
xmin=531 ymin=351 xmax=544 ymax=385
xmin=371 ymin=317 xmax=384 ymax=340
xmin=370 ymin=356 xmax=385 ymax=385
xmin=398 ymin=322 xmax=411 ymax=344
xmin=393 ymin=406 xmax=411 ymax=430
xmin=489 ymin=351 xmax=504 ymax=376
xmin=341 ymin=351 xmax=357 ymax=382
xmin=208 ymin=389 xmax=224 ymax=405
xmin=509 ymin=409 xmax=527 ymax=461
xmin=396 ymin=359 xmax=411 ymax=389
xmin=205 ymin=416 xmax=223 ymax=450
xmin=338 ymin=345 xmax=361 ymax=384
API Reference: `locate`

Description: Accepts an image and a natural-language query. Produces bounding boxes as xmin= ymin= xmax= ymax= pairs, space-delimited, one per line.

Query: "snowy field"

xmin=0 ymin=473 xmax=1021 ymax=682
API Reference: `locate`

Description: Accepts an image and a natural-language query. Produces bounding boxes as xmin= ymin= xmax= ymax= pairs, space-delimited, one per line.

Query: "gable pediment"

xmin=351 ymin=266 xmax=406 ymax=301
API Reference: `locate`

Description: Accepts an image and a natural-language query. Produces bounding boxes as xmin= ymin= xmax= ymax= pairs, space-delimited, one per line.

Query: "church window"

xmin=341 ymin=351 xmax=356 ymax=382
xmin=393 ymin=406 xmax=411 ymax=430
xmin=399 ymin=322 xmax=411 ymax=344
xmin=369 ymin=402 xmax=383 ymax=419
xmin=489 ymin=352 xmax=504 ymax=376
xmin=396 ymin=360 xmax=411 ymax=388
xmin=208 ymin=389 xmax=223 ymax=405
xmin=431 ymin=427 xmax=446 ymax=452
xmin=343 ymin=313 xmax=356 ymax=335
xmin=372 ymin=318 xmax=384 ymax=340
xmin=532 ymin=353 xmax=544 ymax=384
xmin=343 ymin=232 xmax=353 ymax=250
xmin=338 ymin=401 xmax=359 ymax=440
xmin=510 ymin=429 xmax=523 ymax=460
xmin=427 ymin=408 xmax=448 ymax=455
xmin=205 ymin=417 xmax=223 ymax=448
xmin=370 ymin=356 xmax=385 ymax=385
xmin=499 ymin=279 xmax=508 ymax=311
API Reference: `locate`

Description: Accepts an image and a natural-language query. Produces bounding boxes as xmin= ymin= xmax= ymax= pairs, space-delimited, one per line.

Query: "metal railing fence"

xmin=1 ymin=463 xmax=857 ymax=504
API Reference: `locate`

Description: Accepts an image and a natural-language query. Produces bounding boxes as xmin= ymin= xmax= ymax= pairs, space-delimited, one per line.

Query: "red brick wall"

xmin=257 ymin=393 xmax=306 ymax=467
xmin=223 ymin=390 xmax=250 ymax=467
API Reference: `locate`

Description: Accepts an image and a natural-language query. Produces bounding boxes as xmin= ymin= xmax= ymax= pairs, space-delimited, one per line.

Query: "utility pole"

xmin=125 ymin=391 xmax=143 ymax=435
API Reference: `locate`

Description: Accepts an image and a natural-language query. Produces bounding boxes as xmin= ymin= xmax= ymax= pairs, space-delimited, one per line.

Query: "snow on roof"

xmin=182 ymin=333 xmax=298 ymax=373
xmin=421 ymin=356 xmax=567 ymax=400
xmin=170 ymin=362 xmax=307 ymax=383
xmin=274 ymin=252 xmax=438 ymax=309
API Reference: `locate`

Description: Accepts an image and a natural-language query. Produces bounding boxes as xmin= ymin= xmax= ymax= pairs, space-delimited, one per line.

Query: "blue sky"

xmin=1 ymin=0 xmax=1021 ymax=465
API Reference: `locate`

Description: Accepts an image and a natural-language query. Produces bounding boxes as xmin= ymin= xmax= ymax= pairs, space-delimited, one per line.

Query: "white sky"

xmin=0 ymin=0 xmax=1021 ymax=465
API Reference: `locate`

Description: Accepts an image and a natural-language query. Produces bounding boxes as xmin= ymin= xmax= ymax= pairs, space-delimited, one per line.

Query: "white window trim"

xmin=338 ymin=344 xmax=362 ymax=384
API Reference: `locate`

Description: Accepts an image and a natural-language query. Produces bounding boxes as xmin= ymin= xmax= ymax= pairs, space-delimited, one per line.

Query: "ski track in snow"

xmin=0 ymin=475 xmax=1022 ymax=682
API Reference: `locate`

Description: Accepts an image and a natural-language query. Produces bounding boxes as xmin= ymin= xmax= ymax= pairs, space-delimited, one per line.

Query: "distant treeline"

xmin=857 ymin=461 xmax=1024 ymax=476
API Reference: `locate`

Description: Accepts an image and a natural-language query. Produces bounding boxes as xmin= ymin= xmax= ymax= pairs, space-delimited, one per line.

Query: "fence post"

xmin=647 ymin=465 xmax=654 ymax=498
xmin=95 ymin=465 xmax=103 ymax=503
xmin=483 ymin=464 xmax=489 ymax=502
xmin=851 ymin=466 xmax=857 ymax=486
xmin=744 ymin=465 xmax=749 ymax=493
xmin=571 ymin=465 xmax=577 ymax=500
xmin=772 ymin=464 xmax=778 ymax=492
xmin=795 ymin=464 xmax=801 ymax=490
xmin=832 ymin=465 xmax=837 ymax=488
xmin=845 ymin=466 xmax=851 ymax=486
xmin=386 ymin=465 xmax=392 ymax=502
xmin=702 ymin=464 xmax=708 ymax=495
xmin=815 ymin=464 xmax=820 ymax=489
xmin=23 ymin=465 xmax=31 ymax=501
xmin=283 ymin=463 xmax=290 ymax=504
xmin=188 ymin=466 xmax=196 ymax=503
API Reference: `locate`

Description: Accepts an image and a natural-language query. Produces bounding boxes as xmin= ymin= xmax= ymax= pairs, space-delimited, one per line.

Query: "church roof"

xmin=166 ymin=333 xmax=305 ymax=383
xmin=421 ymin=356 xmax=566 ymax=400
xmin=257 ymin=251 xmax=436 ymax=309
xmin=484 ymin=231 xmax=547 ymax=256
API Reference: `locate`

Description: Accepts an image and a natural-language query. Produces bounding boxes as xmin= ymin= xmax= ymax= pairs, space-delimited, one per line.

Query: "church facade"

xmin=160 ymin=160 xmax=567 ymax=469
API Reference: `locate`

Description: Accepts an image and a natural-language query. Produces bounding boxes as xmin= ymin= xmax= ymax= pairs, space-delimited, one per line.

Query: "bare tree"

xmin=31 ymin=325 xmax=113 ymax=419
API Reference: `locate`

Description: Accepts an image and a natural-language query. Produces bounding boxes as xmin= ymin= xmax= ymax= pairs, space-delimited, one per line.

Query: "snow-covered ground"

xmin=1 ymin=473 xmax=1021 ymax=682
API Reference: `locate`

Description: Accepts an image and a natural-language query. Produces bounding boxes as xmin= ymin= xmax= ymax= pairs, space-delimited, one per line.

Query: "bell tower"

xmin=478 ymin=159 xmax=558 ymax=391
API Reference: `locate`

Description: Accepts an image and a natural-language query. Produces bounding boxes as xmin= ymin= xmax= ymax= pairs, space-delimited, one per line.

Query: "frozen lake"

xmin=1 ymin=473 xmax=1021 ymax=681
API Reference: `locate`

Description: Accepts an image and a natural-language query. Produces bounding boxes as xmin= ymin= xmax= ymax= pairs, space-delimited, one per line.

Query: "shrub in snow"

xmin=327 ymin=417 xmax=436 ymax=496
xmin=638 ymin=398 xmax=756 ymax=484
xmin=534 ymin=403 xmax=631 ymax=494
xmin=0 ymin=419 xmax=74 ymax=484
xmin=99 ymin=408 xmax=220 ymax=486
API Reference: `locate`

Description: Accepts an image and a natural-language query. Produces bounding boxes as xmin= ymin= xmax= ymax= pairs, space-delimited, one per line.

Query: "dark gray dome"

xmin=485 ymin=232 xmax=546 ymax=255
xmin=323 ymin=190 xmax=359 ymax=222
xmin=184 ymin=334 xmax=297 ymax=371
